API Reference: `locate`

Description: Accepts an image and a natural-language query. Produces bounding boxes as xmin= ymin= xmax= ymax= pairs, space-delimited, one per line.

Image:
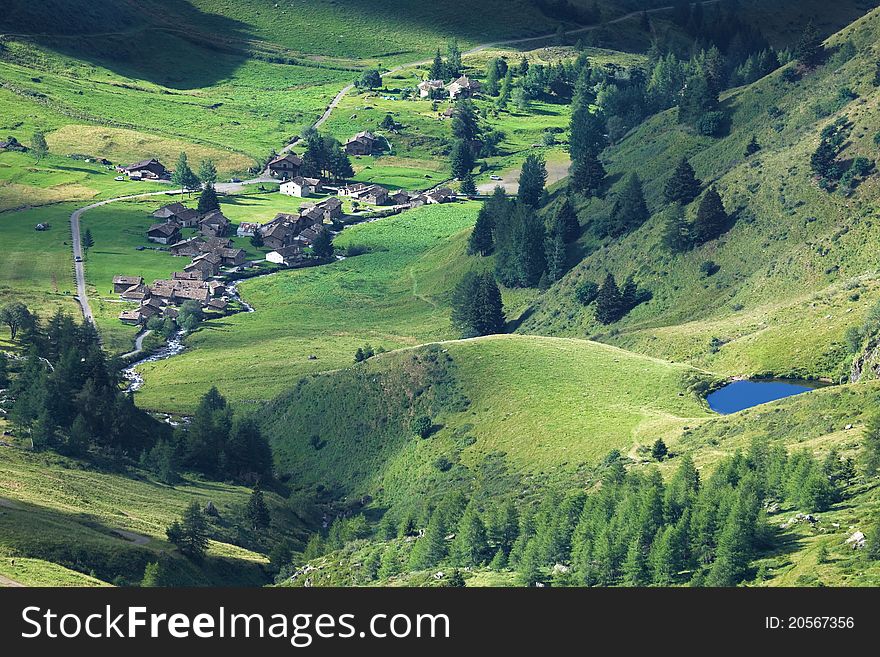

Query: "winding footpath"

xmin=69 ymin=1 xmax=717 ymax=325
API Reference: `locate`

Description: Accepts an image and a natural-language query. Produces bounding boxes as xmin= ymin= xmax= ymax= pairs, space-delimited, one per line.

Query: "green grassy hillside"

xmin=0 ymin=445 xmax=304 ymax=586
xmin=261 ymin=334 xmax=711 ymax=510
xmin=520 ymin=5 xmax=880 ymax=382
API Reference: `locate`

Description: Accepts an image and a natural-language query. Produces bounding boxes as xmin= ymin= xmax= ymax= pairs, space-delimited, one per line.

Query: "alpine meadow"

xmin=5 ymin=0 xmax=880 ymax=593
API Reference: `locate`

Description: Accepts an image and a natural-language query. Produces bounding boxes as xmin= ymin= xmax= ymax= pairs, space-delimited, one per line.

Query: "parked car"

xmin=75 ymin=256 xmax=82 ymax=262
xmin=229 ymin=177 xmax=242 ymax=183
xmin=490 ymin=175 xmax=502 ymax=181
xmin=114 ymin=175 xmax=126 ymax=181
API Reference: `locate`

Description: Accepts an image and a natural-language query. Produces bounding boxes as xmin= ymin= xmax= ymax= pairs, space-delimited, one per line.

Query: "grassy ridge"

xmin=262 ymin=334 xmax=711 ymax=510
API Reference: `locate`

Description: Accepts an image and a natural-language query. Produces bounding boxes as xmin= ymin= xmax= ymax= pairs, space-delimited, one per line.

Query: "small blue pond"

xmin=707 ymin=380 xmax=822 ymax=414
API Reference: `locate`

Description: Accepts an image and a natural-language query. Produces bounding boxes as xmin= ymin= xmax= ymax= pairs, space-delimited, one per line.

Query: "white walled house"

xmin=280 ymin=177 xmax=322 ymax=198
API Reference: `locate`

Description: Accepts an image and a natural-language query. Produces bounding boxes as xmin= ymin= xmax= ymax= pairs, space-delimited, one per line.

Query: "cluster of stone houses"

xmin=146 ymin=202 xmax=232 ymax=245
xmin=338 ymin=183 xmax=456 ymax=207
xmin=115 ymin=272 xmax=229 ymax=326
xmin=418 ymin=75 xmax=481 ymax=100
xmin=116 ymin=202 xmax=248 ymax=325
xmin=258 ymin=196 xmax=341 ymax=265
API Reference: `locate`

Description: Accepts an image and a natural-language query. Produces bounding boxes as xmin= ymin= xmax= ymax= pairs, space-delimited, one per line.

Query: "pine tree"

xmin=862 ymin=413 xmax=880 ymax=476
xmin=549 ymin=195 xmax=580 ymax=242
xmin=451 ymin=502 xmax=489 ymax=567
xmin=82 ymin=228 xmax=94 ymax=252
xmin=141 ymin=558 xmax=175 ymax=587
xmin=450 ymin=140 xmax=475 ymax=179
xmin=517 ymin=539 xmax=544 ymax=587
xmin=651 ymin=438 xmax=668 ymax=461
xmin=408 ymin=508 xmax=447 ymax=570
xmin=745 ymin=135 xmax=761 ymax=157
xmin=451 ymin=100 xmax=480 ymax=142
xmin=171 ymin=152 xmax=200 ymax=193
xmin=660 ymin=203 xmax=690 ymax=252
xmin=446 ymin=39 xmax=462 ymax=78
xmin=467 ymin=207 xmax=494 ymax=256
xmin=606 ymin=173 xmax=649 ymax=237
xmin=450 ymin=272 xmax=505 ymax=336
xmin=678 ymin=71 xmax=718 ymax=128
xmin=794 ymin=20 xmax=824 ymax=68
xmin=623 ymin=537 xmax=649 ymax=586
xmin=692 ymin=187 xmax=728 ymax=244
xmin=594 ymin=273 xmax=622 ymax=324
xmin=546 ymin=230 xmax=567 ymax=283
xmin=30 ymin=129 xmax=48 ymax=162
xmin=460 ymin=172 xmax=477 ymax=197
xmin=664 ymin=158 xmax=702 ymax=205
xmin=378 ymin=544 xmax=401 ymax=579
xmin=197 ymin=185 xmax=220 ymax=214
xmin=476 ymin=273 xmax=505 ymax=334
xmin=517 ymin=154 xmax=547 ymax=207
xmin=311 ymin=230 xmax=334 ymax=259
xmin=67 ymin=413 xmax=90 ymax=456
xmin=170 ymin=501 xmax=210 ymax=561
xmin=246 ymin=484 xmax=271 ymax=531
xmin=501 ymin=203 xmax=546 ymax=287
xmin=569 ymin=152 xmax=606 ymax=197
xmin=198 ymin=159 xmax=217 ymax=187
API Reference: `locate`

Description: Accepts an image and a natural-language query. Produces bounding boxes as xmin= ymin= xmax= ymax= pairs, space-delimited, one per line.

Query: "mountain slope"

xmin=521 ymin=5 xmax=880 ymax=381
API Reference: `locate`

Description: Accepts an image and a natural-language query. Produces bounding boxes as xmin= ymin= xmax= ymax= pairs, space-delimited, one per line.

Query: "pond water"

xmin=706 ymin=379 xmax=822 ymax=414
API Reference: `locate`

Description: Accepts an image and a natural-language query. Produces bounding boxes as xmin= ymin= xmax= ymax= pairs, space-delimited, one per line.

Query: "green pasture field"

xmin=130 ymin=202 xmax=491 ymax=412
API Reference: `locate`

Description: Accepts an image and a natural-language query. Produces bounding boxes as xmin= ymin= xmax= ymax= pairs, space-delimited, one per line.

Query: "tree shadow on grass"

xmin=2 ymin=0 xmax=253 ymax=90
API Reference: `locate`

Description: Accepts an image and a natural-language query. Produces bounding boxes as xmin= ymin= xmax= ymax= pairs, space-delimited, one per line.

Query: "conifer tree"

xmin=311 ymin=230 xmax=334 ymax=259
xmin=170 ymin=501 xmax=210 ymax=561
xmin=678 ymin=72 xmax=718 ymax=128
xmin=198 ymin=159 xmax=217 ymax=187
xmin=451 ymin=502 xmax=489 ymax=567
xmin=408 ymin=508 xmax=447 ymax=570
xmin=594 ymin=273 xmax=623 ymax=324
xmin=197 ymin=184 xmax=220 ymax=214
xmin=171 ymin=152 xmax=200 ymax=193
xmin=862 ymin=413 xmax=880 ymax=476
xmin=660 ymin=203 xmax=690 ymax=252
xmin=467 ymin=207 xmax=494 ymax=256
xmin=546 ymin=230 xmax=567 ymax=283
xmin=745 ymin=135 xmax=761 ymax=157
xmin=692 ymin=187 xmax=728 ymax=244
xmin=460 ymin=172 xmax=477 ymax=197
xmin=378 ymin=544 xmax=402 ymax=579
xmin=246 ymin=484 xmax=271 ymax=531
xmin=517 ymin=154 xmax=547 ymax=207
xmin=429 ymin=50 xmax=445 ymax=80
xmin=623 ymin=537 xmax=649 ymax=586
xmin=570 ymin=152 xmax=606 ymax=197
xmin=450 ymin=139 xmax=475 ymax=179
xmin=549 ymin=195 xmax=580 ymax=242
xmin=451 ymin=100 xmax=480 ymax=142
xmin=606 ymin=173 xmax=649 ymax=237
xmin=794 ymin=20 xmax=824 ymax=68
xmin=517 ymin=539 xmax=544 ymax=587
xmin=664 ymin=157 xmax=702 ymax=205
